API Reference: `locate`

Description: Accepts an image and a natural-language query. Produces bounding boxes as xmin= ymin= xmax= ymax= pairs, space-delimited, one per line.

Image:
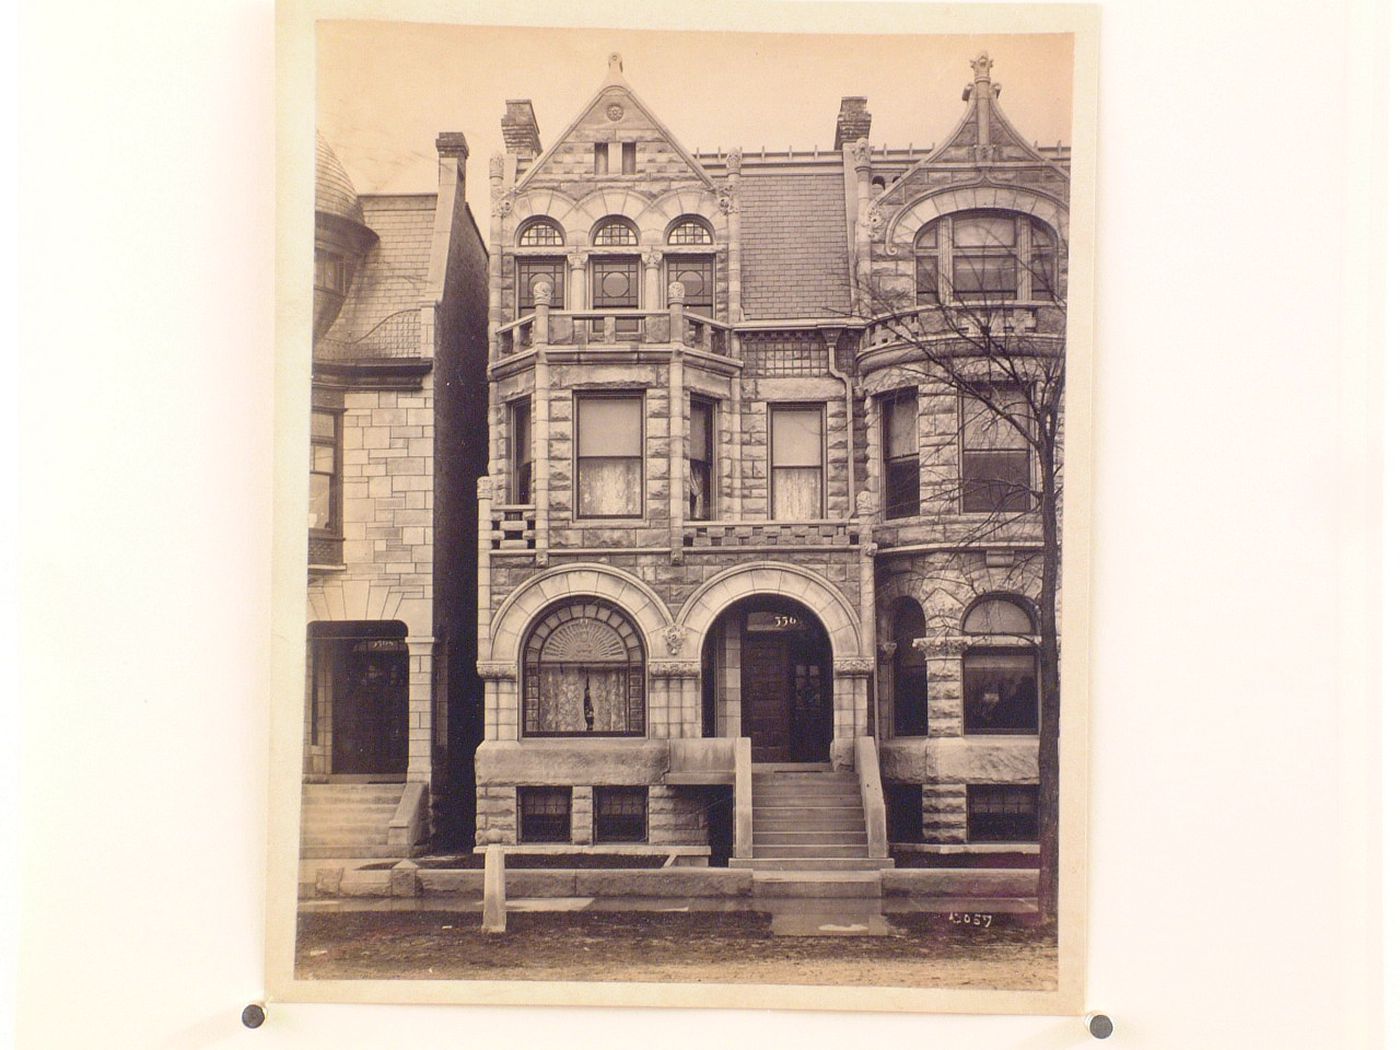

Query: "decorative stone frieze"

xmin=833 ymin=657 xmax=875 ymax=676
xmin=649 ymin=660 xmax=701 ymax=679
xmin=477 ymin=661 xmax=518 ymax=681
xmin=912 ymin=636 xmax=967 ymax=657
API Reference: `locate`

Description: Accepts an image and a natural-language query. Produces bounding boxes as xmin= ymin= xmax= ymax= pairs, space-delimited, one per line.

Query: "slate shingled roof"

xmin=321 ymin=195 xmax=436 ymax=347
xmin=314 ymin=130 xmax=366 ymax=227
xmin=739 ymin=172 xmax=851 ymax=320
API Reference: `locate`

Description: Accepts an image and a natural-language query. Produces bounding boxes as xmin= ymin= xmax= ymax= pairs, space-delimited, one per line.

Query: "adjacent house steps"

xmin=300 ymin=783 xmax=407 ymax=859
xmin=734 ymin=764 xmax=893 ymax=879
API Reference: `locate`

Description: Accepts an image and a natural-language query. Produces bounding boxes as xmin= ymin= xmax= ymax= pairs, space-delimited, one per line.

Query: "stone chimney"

xmin=501 ymin=100 xmax=541 ymax=159
xmin=435 ymin=131 xmax=468 ymax=182
xmin=834 ymin=97 xmax=872 ymax=150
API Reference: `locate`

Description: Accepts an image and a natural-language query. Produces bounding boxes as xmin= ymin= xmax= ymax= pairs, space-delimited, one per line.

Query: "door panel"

xmin=332 ymin=641 xmax=409 ymax=775
xmin=742 ymin=635 xmax=791 ymax=762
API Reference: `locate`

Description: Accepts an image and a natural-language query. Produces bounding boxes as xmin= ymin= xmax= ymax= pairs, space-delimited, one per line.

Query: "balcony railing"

xmin=497 ymin=305 xmax=733 ymax=358
xmin=859 ymin=301 xmax=1065 ymax=354
xmin=314 ymin=308 xmax=424 ymax=361
xmin=490 ymin=504 xmax=536 ymax=551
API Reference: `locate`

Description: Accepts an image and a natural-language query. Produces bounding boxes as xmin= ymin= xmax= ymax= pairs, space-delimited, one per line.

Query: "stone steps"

xmin=299 ymin=782 xmax=405 ymax=858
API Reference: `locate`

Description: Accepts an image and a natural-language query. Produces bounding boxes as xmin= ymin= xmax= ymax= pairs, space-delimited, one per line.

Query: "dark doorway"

xmin=310 ymin=621 xmax=410 ymax=777
xmin=735 ymin=598 xmax=832 ymax=763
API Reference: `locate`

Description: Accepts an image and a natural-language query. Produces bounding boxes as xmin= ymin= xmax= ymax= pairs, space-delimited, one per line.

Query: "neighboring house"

xmin=473 ymin=51 xmax=1069 ymax=874
xmin=302 ymin=131 xmax=488 ymax=857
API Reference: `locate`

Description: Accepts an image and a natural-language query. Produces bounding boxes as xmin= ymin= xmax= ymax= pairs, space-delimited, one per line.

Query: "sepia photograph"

xmin=272 ymin=3 xmax=1097 ymax=1013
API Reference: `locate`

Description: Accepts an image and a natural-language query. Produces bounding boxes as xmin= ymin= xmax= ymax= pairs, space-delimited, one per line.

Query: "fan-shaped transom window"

xmin=522 ymin=600 xmax=645 ymax=736
xmin=667 ymin=217 xmax=713 ymax=245
xmin=962 ymin=596 xmax=1036 ymax=635
xmin=517 ymin=217 xmax=564 ymax=246
xmin=592 ymin=217 xmax=639 ymax=246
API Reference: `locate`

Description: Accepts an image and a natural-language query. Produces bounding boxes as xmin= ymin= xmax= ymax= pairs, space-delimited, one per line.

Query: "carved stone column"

xmin=642 ymin=248 xmax=663 ymax=312
xmin=567 ymin=251 xmax=588 ymax=319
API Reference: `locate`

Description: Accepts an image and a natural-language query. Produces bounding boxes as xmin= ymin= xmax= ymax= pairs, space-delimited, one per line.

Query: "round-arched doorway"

xmin=700 ymin=596 xmax=833 ymax=763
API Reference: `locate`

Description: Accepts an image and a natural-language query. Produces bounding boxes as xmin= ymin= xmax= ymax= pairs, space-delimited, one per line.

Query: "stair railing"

xmin=732 ymin=737 xmax=753 ymax=862
xmin=854 ymin=735 xmax=889 ymax=860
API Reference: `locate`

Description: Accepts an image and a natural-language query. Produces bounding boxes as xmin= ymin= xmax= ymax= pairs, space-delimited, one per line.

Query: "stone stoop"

xmin=299 ymin=782 xmax=409 ymax=859
xmin=733 ymin=765 xmax=894 ymax=884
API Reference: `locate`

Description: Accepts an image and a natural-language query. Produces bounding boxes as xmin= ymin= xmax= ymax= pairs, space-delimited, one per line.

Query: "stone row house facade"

xmin=301 ymin=131 xmax=488 ymax=856
xmin=472 ymin=53 xmax=1069 ymax=864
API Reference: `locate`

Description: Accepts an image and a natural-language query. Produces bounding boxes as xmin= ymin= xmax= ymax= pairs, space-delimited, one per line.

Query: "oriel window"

xmin=576 ymin=394 xmax=643 ymax=518
xmin=769 ymin=404 xmax=824 ymax=520
xmin=309 ymin=409 xmax=339 ymax=532
xmin=688 ymin=398 xmax=715 ymax=520
xmin=882 ymin=390 xmax=920 ymax=519
xmin=509 ymin=398 xmax=532 ymax=504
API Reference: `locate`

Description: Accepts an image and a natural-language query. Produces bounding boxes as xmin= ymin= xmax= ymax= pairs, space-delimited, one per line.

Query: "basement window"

xmin=966 ymin=784 xmax=1038 ymax=843
xmin=518 ymin=787 xmax=572 ymax=843
xmin=594 ymin=787 xmax=648 ymax=843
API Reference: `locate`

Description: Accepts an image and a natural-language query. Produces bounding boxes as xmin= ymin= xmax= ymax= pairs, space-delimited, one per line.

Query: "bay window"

xmin=769 ymin=404 xmax=824 ymax=520
xmin=576 ymin=394 xmax=643 ymax=518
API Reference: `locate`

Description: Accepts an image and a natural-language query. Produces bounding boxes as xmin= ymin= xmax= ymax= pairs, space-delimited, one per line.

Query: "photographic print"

xmin=270 ymin=1 xmax=1098 ymax=1014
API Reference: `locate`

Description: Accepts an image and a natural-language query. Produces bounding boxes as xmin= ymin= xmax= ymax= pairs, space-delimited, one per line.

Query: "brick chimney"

xmin=501 ymin=99 xmax=542 ymax=159
xmin=833 ymin=96 xmax=872 ymax=150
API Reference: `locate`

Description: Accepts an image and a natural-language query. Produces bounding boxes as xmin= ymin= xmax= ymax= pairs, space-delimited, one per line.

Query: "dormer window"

xmin=517 ymin=217 xmax=564 ymax=246
xmin=592 ymin=217 xmax=638 ymax=246
xmin=913 ymin=210 xmax=1058 ymax=304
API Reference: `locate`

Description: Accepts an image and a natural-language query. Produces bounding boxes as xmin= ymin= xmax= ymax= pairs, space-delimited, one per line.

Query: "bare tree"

xmin=850 ymin=225 xmax=1067 ymax=922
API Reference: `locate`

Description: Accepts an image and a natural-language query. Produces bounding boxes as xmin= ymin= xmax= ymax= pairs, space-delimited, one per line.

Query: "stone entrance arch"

xmin=677 ymin=563 xmax=872 ymax=766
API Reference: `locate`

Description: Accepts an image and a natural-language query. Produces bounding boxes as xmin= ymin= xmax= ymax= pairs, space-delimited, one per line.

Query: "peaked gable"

xmin=518 ymin=73 xmax=715 ymax=194
xmin=875 ymin=53 xmax=1068 ymax=205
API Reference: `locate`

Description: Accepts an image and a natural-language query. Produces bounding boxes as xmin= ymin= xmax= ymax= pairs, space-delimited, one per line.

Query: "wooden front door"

xmin=742 ymin=634 xmax=792 ymax=762
xmin=331 ymin=639 xmax=409 ymax=775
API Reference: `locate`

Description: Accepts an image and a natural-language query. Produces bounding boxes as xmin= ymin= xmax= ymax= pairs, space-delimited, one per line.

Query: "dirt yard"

xmin=295 ymin=910 xmax=1057 ymax=989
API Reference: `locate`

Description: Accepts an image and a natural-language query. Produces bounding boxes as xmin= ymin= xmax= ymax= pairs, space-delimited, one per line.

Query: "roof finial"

xmin=971 ymin=51 xmax=993 ymax=82
xmin=609 ymin=52 xmax=623 ymax=75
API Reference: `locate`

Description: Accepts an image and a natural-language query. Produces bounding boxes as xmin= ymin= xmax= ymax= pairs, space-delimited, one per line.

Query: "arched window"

xmin=666 ymin=216 xmax=713 ymax=245
xmin=521 ymin=600 xmax=645 ymax=736
xmin=890 ymin=598 xmax=928 ymax=737
xmin=914 ymin=222 xmax=939 ymax=305
xmin=961 ymin=595 xmax=1038 ymax=735
xmin=591 ymin=216 xmax=639 ymax=246
xmin=517 ymin=217 xmax=564 ymax=246
xmin=913 ymin=209 xmax=1059 ymax=304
